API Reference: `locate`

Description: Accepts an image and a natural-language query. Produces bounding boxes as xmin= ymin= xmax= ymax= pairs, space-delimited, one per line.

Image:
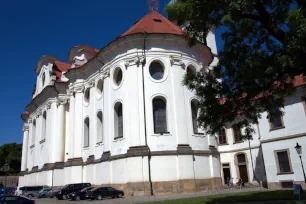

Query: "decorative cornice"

xmin=103 ymin=69 xmax=110 ymax=78
xmin=21 ymin=145 xmax=219 ymax=176
xmin=36 ymin=111 xmax=42 ymax=118
xmin=169 ymin=55 xmax=185 ymax=68
xmin=28 ymin=118 xmax=32 ymax=124
xmin=56 ymin=98 xmax=68 ymax=107
xmin=74 ymin=85 xmax=84 ymax=93
xmin=124 ymin=55 xmax=144 ymax=68
xmin=46 ymin=102 xmax=52 ymax=110
xmin=22 ymin=125 xmax=29 ymax=132
xmin=67 ymin=88 xmax=74 ymax=96
xmin=88 ymin=80 xmax=95 ymax=88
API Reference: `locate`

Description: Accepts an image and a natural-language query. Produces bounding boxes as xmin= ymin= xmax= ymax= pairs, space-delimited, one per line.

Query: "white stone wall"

xmin=19 ymin=35 xmax=219 ymax=189
xmin=219 ymin=87 xmax=306 ymax=186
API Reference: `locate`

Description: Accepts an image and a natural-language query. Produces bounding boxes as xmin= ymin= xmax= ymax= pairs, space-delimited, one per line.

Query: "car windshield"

xmin=62 ymin=185 xmax=69 ymax=190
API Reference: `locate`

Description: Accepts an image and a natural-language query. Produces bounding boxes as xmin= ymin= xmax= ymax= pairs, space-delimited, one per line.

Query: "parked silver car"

xmin=21 ymin=186 xmax=49 ymax=198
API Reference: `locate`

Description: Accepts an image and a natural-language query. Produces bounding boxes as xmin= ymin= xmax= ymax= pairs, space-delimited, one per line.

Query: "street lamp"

xmin=295 ymin=143 xmax=306 ymax=183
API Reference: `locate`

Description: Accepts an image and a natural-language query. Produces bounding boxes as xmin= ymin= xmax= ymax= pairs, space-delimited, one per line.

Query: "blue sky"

xmin=0 ymin=0 xmax=223 ymax=146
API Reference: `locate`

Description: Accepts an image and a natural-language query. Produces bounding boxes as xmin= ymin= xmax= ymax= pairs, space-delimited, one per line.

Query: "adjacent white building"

xmin=18 ymin=10 xmax=306 ymax=195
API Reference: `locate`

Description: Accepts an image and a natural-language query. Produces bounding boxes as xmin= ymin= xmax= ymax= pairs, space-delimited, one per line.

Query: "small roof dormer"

xmin=32 ymin=55 xmax=71 ymax=98
xmin=68 ymin=44 xmax=99 ymax=68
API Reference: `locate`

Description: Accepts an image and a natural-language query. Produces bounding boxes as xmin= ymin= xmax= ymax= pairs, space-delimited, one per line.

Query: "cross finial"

xmin=147 ymin=0 xmax=159 ymax=11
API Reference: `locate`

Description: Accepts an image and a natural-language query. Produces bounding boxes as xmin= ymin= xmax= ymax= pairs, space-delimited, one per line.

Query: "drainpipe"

xmin=141 ymin=33 xmax=154 ymax=196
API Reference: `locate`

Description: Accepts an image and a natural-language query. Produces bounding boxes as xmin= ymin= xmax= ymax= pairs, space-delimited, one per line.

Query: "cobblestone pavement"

xmin=35 ymin=187 xmax=267 ymax=204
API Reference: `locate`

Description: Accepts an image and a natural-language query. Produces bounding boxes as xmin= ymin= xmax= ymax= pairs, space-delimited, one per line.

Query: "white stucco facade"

xmin=18 ymin=10 xmax=306 ymax=195
xmin=18 ymin=11 xmax=222 ymax=195
xmin=218 ymin=87 xmax=306 ymax=189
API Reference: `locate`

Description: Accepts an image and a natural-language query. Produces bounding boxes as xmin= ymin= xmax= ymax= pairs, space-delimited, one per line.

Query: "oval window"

xmin=113 ymin=67 xmax=123 ymax=87
xmin=149 ymin=62 xmax=164 ymax=80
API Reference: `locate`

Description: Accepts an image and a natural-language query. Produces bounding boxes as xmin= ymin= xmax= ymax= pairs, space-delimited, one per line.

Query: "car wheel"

xmin=97 ymin=195 xmax=103 ymax=200
xmin=76 ymin=196 xmax=81 ymax=201
xmin=62 ymin=195 xmax=68 ymax=200
xmin=28 ymin=194 xmax=33 ymax=198
xmin=118 ymin=193 xmax=123 ymax=198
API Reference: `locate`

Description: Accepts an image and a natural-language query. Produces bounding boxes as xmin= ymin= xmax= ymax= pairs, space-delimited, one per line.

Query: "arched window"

xmin=187 ymin=65 xmax=196 ymax=75
xmin=84 ymin=118 xmax=90 ymax=147
xmin=191 ymin=99 xmax=200 ymax=134
xmin=42 ymin=73 xmax=45 ymax=86
xmin=149 ymin=61 xmax=164 ymax=80
xmin=233 ymin=125 xmax=242 ymax=142
xmin=114 ymin=102 xmax=123 ymax=139
xmin=32 ymin=120 xmax=36 ymax=145
xmin=218 ymin=128 xmax=227 ymax=145
xmin=96 ymin=79 xmax=103 ymax=97
xmin=97 ymin=111 xmax=103 ymax=143
xmin=84 ymin=88 xmax=90 ymax=104
xmin=42 ymin=111 xmax=47 ymax=140
xmin=153 ymin=97 xmax=167 ymax=133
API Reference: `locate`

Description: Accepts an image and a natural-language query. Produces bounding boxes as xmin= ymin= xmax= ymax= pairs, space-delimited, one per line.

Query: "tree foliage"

xmin=0 ymin=143 xmax=22 ymax=175
xmin=165 ymin=0 xmax=306 ymax=139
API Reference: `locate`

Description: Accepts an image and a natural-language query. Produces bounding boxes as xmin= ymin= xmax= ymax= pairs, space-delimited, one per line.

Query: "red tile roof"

xmin=53 ymin=60 xmax=71 ymax=81
xmin=120 ymin=10 xmax=184 ymax=37
xmin=219 ymin=74 xmax=306 ymax=105
xmin=54 ymin=60 xmax=71 ymax=72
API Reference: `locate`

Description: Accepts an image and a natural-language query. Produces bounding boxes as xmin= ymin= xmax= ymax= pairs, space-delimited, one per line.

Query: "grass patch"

xmin=144 ymin=190 xmax=306 ymax=204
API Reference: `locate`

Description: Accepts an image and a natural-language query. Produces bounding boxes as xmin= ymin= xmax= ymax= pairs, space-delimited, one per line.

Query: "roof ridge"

xmin=120 ymin=10 xmax=184 ymax=37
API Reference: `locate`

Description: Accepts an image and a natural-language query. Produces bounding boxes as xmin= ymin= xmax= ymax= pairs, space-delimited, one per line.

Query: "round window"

xmin=113 ymin=67 xmax=123 ymax=87
xmin=149 ymin=62 xmax=164 ymax=80
xmin=84 ymin=88 xmax=90 ymax=104
xmin=96 ymin=79 xmax=103 ymax=97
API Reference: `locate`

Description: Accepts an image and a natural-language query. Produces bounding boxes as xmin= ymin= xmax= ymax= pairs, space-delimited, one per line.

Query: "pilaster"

xmin=73 ymin=81 xmax=84 ymax=158
xmin=21 ymin=124 xmax=29 ymax=171
xmin=169 ymin=56 xmax=189 ymax=145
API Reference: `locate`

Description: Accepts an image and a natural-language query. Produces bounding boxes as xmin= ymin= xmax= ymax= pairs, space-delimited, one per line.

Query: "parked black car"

xmin=86 ymin=187 xmax=124 ymax=200
xmin=48 ymin=188 xmax=61 ymax=198
xmin=0 ymin=195 xmax=35 ymax=204
xmin=56 ymin=183 xmax=91 ymax=200
xmin=68 ymin=186 xmax=94 ymax=201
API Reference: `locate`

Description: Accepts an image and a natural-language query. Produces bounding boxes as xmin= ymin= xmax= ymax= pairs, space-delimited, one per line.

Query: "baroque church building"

xmin=19 ymin=10 xmax=306 ymax=195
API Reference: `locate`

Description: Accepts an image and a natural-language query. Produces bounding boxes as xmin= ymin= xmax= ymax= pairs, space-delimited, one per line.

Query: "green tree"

xmin=0 ymin=143 xmax=22 ymax=175
xmin=165 ymin=0 xmax=306 ymax=139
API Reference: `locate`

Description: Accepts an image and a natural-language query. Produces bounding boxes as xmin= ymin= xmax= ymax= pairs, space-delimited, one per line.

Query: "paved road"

xmin=35 ymin=187 xmax=267 ymax=204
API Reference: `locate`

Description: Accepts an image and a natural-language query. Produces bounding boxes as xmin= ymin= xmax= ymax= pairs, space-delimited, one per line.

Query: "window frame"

xmin=84 ymin=88 xmax=90 ymax=105
xmin=274 ymin=149 xmax=294 ymax=175
xmin=149 ymin=61 xmax=165 ymax=81
xmin=190 ymin=99 xmax=201 ymax=135
xmin=114 ymin=102 xmax=124 ymax=140
xmin=96 ymin=111 xmax=103 ymax=144
xmin=147 ymin=59 xmax=168 ymax=83
xmin=32 ymin=119 xmax=37 ymax=146
xmin=232 ymin=126 xmax=243 ymax=143
xmin=83 ymin=117 xmax=90 ymax=148
xmin=152 ymin=96 xmax=169 ymax=135
xmin=218 ymin=127 xmax=228 ymax=145
xmin=268 ymin=108 xmax=285 ymax=131
xmin=41 ymin=111 xmax=47 ymax=142
xmin=96 ymin=79 xmax=104 ymax=100
xmin=42 ymin=72 xmax=45 ymax=87
xmin=112 ymin=67 xmax=124 ymax=89
xmin=302 ymin=96 xmax=306 ymax=115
